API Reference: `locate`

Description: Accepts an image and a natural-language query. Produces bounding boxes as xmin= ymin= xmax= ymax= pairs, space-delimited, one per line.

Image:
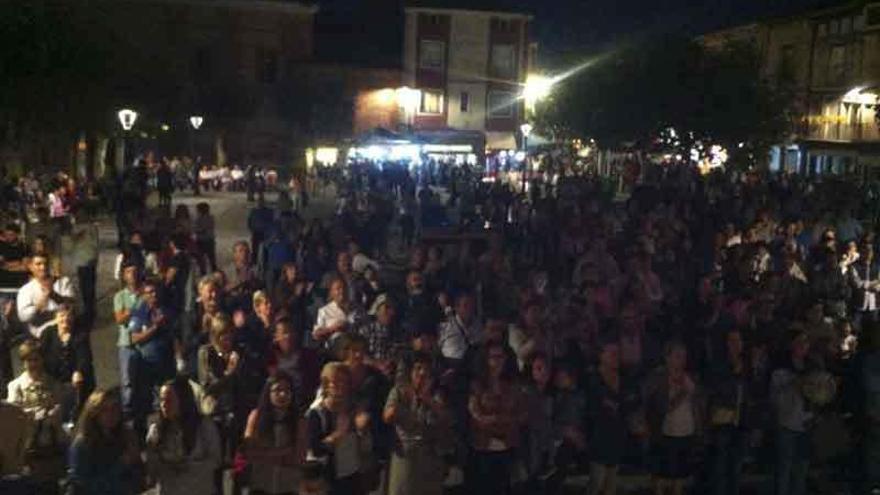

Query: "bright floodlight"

xmin=523 ymin=74 xmax=553 ymax=107
xmin=396 ymin=87 xmax=422 ymax=113
xmin=190 ymin=115 xmax=204 ymax=130
xmin=842 ymin=87 xmax=878 ymax=105
xmin=118 ymin=109 xmax=138 ymax=131
xmin=520 ymin=123 xmax=533 ymax=137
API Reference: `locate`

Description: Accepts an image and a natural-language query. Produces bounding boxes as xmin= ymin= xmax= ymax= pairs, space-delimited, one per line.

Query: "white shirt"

xmin=314 ymin=301 xmax=358 ymax=347
xmin=439 ymin=315 xmax=483 ymax=360
xmin=16 ymin=277 xmax=78 ymax=338
xmin=145 ymin=418 xmax=222 ymax=495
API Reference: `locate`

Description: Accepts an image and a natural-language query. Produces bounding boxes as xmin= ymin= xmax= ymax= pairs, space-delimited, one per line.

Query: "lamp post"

xmin=520 ymin=122 xmax=533 ymax=192
xmin=116 ymin=108 xmax=138 ymax=176
xmin=189 ymin=115 xmax=204 ymax=195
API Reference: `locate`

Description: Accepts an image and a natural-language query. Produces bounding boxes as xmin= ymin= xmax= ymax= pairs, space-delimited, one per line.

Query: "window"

xmin=778 ymin=45 xmax=796 ymax=85
xmin=868 ymin=5 xmax=880 ymax=27
xmin=420 ymin=90 xmax=444 ymax=114
xmin=487 ymin=91 xmax=515 ymax=118
xmin=830 ymin=19 xmax=840 ymax=35
xmin=841 ymin=17 xmax=853 ymax=34
xmin=818 ymin=23 xmax=828 ymax=37
xmin=830 ymin=45 xmax=847 ymax=84
xmin=192 ymin=47 xmax=212 ymax=82
xmin=460 ymin=91 xmax=470 ymax=112
xmin=419 ymin=39 xmax=445 ymax=70
xmin=491 ymin=44 xmax=517 ymax=79
xmin=257 ymin=47 xmax=278 ymax=84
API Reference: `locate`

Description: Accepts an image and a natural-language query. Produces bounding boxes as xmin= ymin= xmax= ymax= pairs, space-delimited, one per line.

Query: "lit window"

xmin=419 ymin=40 xmax=445 ymax=70
xmin=460 ymin=92 xmax=470 ymax=112
xmin=491 ymin=44 xmax=516 ymax=79
xmin=488 ymin=91 xmax=515 ymax=118
xmin=420 ymin=90 xmax=444 ymax=114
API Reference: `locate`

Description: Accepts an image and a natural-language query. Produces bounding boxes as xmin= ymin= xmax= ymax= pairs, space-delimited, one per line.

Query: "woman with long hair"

xmin=384 ymin=352 xmax=451 ymax=495
xmin=67 ymin=388 xmax=140 ymax=495
xmin=145 ymin=376 xmax=221 ymax=494
xmin=467 ymin=340 xmax=526 ymax=495
xmin=243 ymin=372 xmax=307 ymax=495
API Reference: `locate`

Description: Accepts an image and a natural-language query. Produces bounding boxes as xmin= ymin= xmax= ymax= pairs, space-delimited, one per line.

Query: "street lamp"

xmin=520 ymin=123 xmax=533 ymax=192
xmin=189 ymin=115 xmax=205 ymax=195
xmin=523 ymin=74 xmax=554 ymax=112
xmin=118 ymin=108 xmax=138 ymax=131
xmin=116 ymin=108 xmax=138 ymax=175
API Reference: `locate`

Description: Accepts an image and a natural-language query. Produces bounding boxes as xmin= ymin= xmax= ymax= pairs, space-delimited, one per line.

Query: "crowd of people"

xmin=1 ymin=158 xmax=880 ymax=495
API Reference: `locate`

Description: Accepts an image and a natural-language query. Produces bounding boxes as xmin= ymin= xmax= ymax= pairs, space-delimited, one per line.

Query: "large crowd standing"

xmin=2 ymin=159 xmax=880 ymax=495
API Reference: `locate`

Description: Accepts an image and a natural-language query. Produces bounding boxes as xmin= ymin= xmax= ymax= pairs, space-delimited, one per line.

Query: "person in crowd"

xmin=314 ymin=277 xmax=361 ymax=351
xmin=771 ymin=331 xmax=818 ymax=495
xmin=644 ymin=342 xmax=701 ymax=495
xmin=466 ymin=340 xmax=525 ymax=495
xmin=194 ymin=202 xmax=217 ymax=275
xmin=0 ymin=399 xmax=33 ymax=486
xmin=0 ymin=222 xmax=31 ymax=289
xmin=384 ymin=352 xmax=451 ymax=495
xmin=17 ymin=253 xmax=77 ymax=338
xmin=114 ymin=262 xmax=142 ymax=416
xmin=228 ymin=241 xmax=262 ymax=312
xmin=272 ymin=262 xmax=312 ymax=335
xmin=128 ymin=280 xmax=176 ymax=435
xmin=40 ymin=303 xmax=94 ymax=420
xmin=156 ymin=160 xmax=174 ymax=208
xmin=399 ymin=270 xmax=442 ymax=330
xmin=850 ymin=243 xmax=880 ymax=329
xmin=706 ymin=328 xmax=754 ymax=495
xmin=552 ymin=360 xmax=588 ymax=479
xmin=438 ymin=292 xmax=482 ymax=366
xmin=67 ymin=388 xmax=141 ymax=495
xmin=306 ymin=362 xmax=371 ymax=495
xmin=113 ymin=230 xmax=158 ymax=282
xmin=68 ymin=219 xmax=100 ymax=327
xmin=7 ymin=339 xmax=67 ymax=492
xmin=521 ymin=352 xmax=557 ymax=492
xmin=242 ymin=372 xmax=306 ymax=495
xmin=145 ymin=376 xmax=221 ymax=495
xmin=197 ymin=312 xmax=245 ymax=443
xmin=358 ymin=294 xmax=401 ymax=376
xmin=31 ymin=234 xmax=62 ymax=278
xmin=587 ymin=339 xmax=629 ymax=495
xmin=268 ymin=318 xmax=321 ymax=411
xmin=508 ymin=298 xmax=549 ymax=370
xmin=248 ymin=198 xmax=274 ymax=265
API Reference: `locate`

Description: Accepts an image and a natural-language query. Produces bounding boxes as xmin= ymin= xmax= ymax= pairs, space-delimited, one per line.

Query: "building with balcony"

xmin=701 ymin=1 xmax=880 ymax=176
xmin=401 ymin=3 xmax=534 ymax=151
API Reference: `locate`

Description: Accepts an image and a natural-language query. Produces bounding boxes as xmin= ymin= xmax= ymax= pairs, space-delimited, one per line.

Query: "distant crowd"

xmin=2 ymin=159 xmax=880 ymax=495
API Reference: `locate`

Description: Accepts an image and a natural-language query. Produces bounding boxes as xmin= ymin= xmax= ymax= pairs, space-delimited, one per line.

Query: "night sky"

xmin=315 ymin=0 xmax=851 ymax=67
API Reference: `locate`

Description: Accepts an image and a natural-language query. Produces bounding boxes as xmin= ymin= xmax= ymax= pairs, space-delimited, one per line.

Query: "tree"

xmin=535 ymin=35 xmax=792 ymax=167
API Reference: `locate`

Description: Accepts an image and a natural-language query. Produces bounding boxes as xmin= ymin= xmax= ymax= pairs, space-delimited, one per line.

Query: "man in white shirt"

xmin=438 ymin=292 xmax=482 ymax=362
xmin=313 ymin=278 xmax=362 ymax=350
xmin=16 ymin=254 xmax=77 ymax=338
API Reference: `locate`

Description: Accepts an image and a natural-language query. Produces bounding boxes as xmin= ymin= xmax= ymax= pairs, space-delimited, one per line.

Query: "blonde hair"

xmin=209 ymin=313 xmax=233 ymax=348
xmin=253 ymin=290 xmax=269 ymax=308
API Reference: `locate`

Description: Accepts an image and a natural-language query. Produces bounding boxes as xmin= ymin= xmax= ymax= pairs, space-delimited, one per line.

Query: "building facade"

xmin=401 ymin=6 xmax=533 ymax=150
xmin=702 ymin=1 xmax=880 ymax=176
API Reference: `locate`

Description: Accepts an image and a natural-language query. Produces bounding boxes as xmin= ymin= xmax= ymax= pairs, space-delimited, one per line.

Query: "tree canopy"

xmin=534 ymin=35 xmax=792 ymax=163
